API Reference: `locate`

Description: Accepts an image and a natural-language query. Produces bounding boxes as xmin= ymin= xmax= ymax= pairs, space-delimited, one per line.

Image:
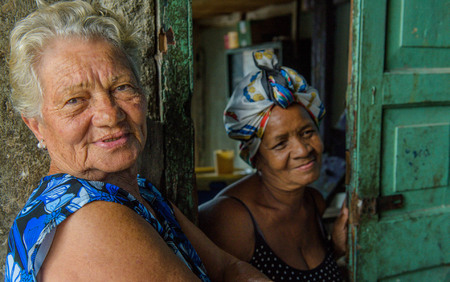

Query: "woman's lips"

xmin=294 ymin=158 xmax=316 ymax=171
xmin=95 ymin=133 xmax=129 ymax=149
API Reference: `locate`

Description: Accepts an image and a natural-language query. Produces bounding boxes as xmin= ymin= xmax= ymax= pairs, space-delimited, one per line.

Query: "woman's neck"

xmin=103 ymin=171 xmax=140 ymax=195
xmin=257 ymin=173 xmax=307 ymax=212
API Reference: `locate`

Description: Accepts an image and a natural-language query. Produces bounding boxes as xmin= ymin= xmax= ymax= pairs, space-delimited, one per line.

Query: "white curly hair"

xmin=9 ymin=0 xmax=141 ymax=118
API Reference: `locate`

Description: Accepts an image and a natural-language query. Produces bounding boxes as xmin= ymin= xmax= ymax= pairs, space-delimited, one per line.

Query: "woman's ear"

xmin=253 ymin=153 xmax=261 ymax=171
xmin=22 ymin=114 xmax=44 ymax=141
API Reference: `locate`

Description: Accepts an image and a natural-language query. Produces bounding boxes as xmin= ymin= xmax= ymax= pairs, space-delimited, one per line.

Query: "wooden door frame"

xmin=140 ymin=0 xmax=197 ymax=221
xmin=347 ymin=0 xmax=387 ymax=280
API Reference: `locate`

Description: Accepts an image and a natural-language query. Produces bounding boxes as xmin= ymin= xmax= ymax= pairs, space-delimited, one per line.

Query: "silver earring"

xmin=37 ymin=139 xmax=47 ymax=150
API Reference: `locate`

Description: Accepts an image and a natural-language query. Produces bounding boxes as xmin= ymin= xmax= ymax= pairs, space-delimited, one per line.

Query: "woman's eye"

xmin=115 ymin=84 xmax=134 ymax=92
xmin=302 ymin=130 xmax=315 ymax=138
xmin=273 ymin=141 xmax=287 ymax=150
xmin=66 ymin=97 xmax=80 ymax=105
xmin=113 ymin=84 xmax=141 ymax=99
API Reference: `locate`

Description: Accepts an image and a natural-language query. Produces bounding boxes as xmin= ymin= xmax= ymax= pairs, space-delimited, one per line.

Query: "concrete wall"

xmin=0 ymin=0 xmax=157 ymax=277
xmin=1 ymin=1 xmax=48 ymax=277
xmin=192 ymin=24 xmax=249 ymax=169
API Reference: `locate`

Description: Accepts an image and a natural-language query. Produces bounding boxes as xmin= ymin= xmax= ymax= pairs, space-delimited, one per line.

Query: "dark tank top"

xmin=229 ymin=196 xmax=343 ymax=282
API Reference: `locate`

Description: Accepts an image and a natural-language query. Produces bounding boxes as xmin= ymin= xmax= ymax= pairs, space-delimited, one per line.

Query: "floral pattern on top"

xmin=5 ymin=174 xmax=210 ymax=282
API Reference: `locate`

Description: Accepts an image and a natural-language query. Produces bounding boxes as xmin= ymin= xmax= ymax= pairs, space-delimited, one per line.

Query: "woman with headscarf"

xmin=199 ymin=50 xmax=348 ymax=281
xmin=4 ymin=1 xmax=270 ymax=281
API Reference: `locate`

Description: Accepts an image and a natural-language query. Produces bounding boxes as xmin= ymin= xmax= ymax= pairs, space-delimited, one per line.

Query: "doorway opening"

xmin=191 ymin=0 xmax=350 ymax=211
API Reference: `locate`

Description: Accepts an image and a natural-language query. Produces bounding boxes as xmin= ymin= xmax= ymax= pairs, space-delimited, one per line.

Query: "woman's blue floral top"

xmin=5 ymin=173 xmax=210 ymax=282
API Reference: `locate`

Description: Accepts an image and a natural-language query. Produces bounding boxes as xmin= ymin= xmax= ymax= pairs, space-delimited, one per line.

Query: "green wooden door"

xmin=347 ymin=0 xmax=450 ymax=280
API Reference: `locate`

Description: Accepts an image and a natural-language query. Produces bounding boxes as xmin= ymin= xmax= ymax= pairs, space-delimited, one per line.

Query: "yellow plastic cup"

xmin=214 ymin=150 xmax=235 ymax=175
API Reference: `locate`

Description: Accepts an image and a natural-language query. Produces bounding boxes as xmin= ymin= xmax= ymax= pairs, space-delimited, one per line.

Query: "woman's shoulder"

xmin=199 ymin=194 xmax=252 ymax=227
xmin=198 ymin=193 xmax=257 ymax=261
xmin=38 ymin=201 xmax=199 ymax=280
xmin=213 ymin=172 xmax=259 ymax=196
xmin=7 ymin=174 xmax=146 ymax=281
xmin=200 ymin=173 xmax=259 ymax=219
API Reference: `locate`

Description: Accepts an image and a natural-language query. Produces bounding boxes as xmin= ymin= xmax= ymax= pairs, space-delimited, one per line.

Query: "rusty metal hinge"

xmin=361 ymin=194 xmax=404 ymax=215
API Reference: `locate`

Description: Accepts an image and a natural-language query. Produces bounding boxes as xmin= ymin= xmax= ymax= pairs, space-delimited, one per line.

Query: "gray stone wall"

xmin=0 ymin=0 xmax=157 ymax=278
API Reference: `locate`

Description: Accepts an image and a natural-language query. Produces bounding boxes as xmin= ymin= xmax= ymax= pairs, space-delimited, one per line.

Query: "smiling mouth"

xmin=294 ymin=158 xmax=317 ymax=170
xmin=103 ymin=137 xmax=122 ymax=142
xmin=95 ymin=132 xmax=130 ymax=148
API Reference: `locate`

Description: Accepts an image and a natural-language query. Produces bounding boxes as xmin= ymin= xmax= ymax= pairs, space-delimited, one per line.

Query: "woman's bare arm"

xmin=173 ymin=202 xmax=270 ymax=282
xmin=309 ymin=187 xmax=348 ymax=257
xmin=331 ymin=200 xmax=348 ymax=257
xmin=39 ymin=201 xmax=200 ymax=281
xmin=198 ymin=196 xmax=256 ymax=262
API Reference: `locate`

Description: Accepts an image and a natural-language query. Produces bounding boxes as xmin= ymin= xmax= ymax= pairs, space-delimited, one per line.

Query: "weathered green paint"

xmin=157 ymin=0 xmax=197 ymax=221
xmin=348 ymin=0 xmax=450 ymax=280
xmin=385 ymin=0 xmax=450 ymax=69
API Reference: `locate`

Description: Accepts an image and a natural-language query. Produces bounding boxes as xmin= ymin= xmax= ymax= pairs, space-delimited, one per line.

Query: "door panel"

xmin=385 ymin=0 xmax=450 ymax=70
xmin=379 ymin=264 xmax=450 ymax=282
xmin=382 ymin=72 xmax=450 ymax=104
xmin=348 ymin=0 xmax=450 ymax=280
xmin=381 ymin=106 xmax=449 ymax=215
xmin=377 ymin=212 xmax=449 ymax=278
xmin=399 ymin=1 xmax=449 ymax=48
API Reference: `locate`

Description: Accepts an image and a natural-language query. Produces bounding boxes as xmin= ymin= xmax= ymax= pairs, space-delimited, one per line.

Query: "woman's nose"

xmin=292 ymin=137 xmax=311 ymax=158
xmin=92 ymin=93 xmax=125 ymax=127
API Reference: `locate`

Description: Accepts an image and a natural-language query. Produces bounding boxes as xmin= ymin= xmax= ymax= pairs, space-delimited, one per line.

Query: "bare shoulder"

xmin=199 ymin=173 xmax=258 ymax=230
xmin=199 ymin=173 xmax=258 ymax=219
xmin=199 ymin=194 xmax=252 ymax=227
xmin=307 ymin=187 xmax=327 ymax=215
xmin=198 ymin=195 xmax=255 ymax=262
xmin=39 ymin=201 xmax=198 ymax=281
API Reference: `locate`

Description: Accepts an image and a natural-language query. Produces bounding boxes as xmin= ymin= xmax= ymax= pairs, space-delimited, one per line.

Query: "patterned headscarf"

xmin=224 ymin=49 xmax=325 ymax=167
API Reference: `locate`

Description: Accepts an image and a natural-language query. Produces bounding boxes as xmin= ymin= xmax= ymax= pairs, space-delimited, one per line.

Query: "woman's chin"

xmin=101 ymin=159 xmax=137 ymax=173
xmin=289 ymin=170 xmax=321 ymax=187
xmin=83 ymin=153 xmax=140 ymax=177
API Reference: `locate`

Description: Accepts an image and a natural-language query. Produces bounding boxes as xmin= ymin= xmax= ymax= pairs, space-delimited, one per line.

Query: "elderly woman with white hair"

xmin=5 ymin=1 xmax=270 ymax=281
xmin=199 ymin=50 xmax=348 ymax=281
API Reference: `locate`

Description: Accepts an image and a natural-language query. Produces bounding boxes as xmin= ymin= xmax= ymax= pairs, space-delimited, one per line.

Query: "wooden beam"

xmin=311 ymin=0 xmax=333 ymax=150
xmin=156 ymin=0 xmax=198 ymax=221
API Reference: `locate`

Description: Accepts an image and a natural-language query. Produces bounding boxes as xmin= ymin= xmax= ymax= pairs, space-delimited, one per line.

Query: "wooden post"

xmin=311 ymin=0 xmax=333 ymax=150
xmin=155 ymin=0 xmax=197 ymax=221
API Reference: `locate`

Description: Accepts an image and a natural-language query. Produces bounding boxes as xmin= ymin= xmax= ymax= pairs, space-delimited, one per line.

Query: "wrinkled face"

xmin=24 ymin=37 xmax=147 ymax=180
xmin=256 ymin=104 xmax=323 ymax=189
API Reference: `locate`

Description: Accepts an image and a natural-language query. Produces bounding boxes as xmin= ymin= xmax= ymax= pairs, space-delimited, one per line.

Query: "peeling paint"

xmin=349 ymin=189 xmax=361 ymax=226
xmin=157 ymin=0 xmax=197 ymax=221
